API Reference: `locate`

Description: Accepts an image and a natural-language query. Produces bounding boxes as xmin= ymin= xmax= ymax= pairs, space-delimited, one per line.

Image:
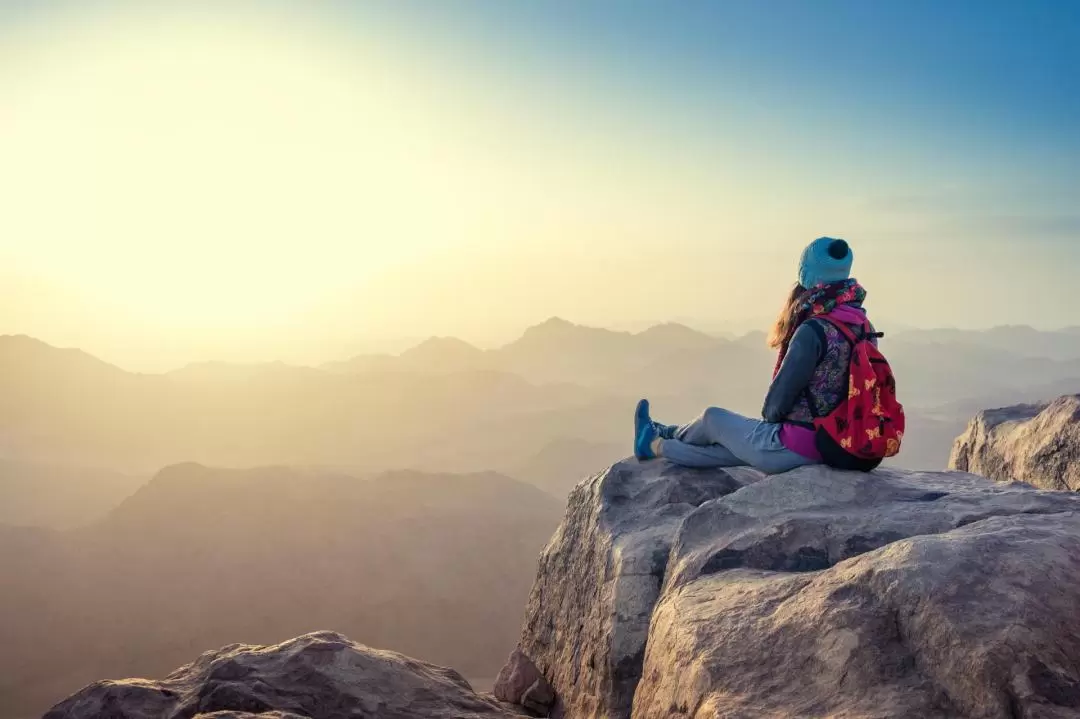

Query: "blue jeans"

xmin=660 ymin=407 xmax=816 ymax=474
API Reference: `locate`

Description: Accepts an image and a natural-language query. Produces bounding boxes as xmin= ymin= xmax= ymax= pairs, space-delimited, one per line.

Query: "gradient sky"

xmin=0 ymin=0 xmax=1077 ymax=370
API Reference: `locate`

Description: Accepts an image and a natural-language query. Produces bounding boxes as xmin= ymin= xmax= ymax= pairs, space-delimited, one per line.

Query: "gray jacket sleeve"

xmin=762 ymin=322 xmax=825 ymax=423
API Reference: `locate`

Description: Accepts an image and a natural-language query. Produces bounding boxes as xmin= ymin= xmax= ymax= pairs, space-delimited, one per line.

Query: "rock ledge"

xmin=501 ymin=460 xmax=1080 ymax=718
xmin=950 ymin=394 xmax=1080 ymax=490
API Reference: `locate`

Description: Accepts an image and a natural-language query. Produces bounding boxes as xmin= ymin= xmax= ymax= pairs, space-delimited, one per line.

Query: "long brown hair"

xmin=767 ymin=283 xmax=807 ymax=349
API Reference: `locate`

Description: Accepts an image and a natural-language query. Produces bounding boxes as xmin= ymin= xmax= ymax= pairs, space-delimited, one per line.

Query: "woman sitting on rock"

xmin=635 ymin=236 xmax=902 ymax=473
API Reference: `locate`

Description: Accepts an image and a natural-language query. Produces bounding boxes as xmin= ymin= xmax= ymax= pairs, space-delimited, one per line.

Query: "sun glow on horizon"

xmin=0 ymin=5 xmax=512 ymax=330
xmin=0 ymin=3 xmax=790 ymax=369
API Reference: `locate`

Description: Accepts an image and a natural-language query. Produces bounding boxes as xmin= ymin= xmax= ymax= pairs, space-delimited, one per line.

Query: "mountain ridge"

xmin=3 ymin=323 xmax=1080 ymax=482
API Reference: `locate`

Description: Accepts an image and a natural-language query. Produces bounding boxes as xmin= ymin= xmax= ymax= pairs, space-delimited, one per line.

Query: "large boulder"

xmin=635 ymin=466 xmax=1080 ymax=718
xmin=44 ymin=631 xmax=525 ymax=719
xmin=949 ymin=394 xmax=1080 ymax=490
xmin=508 ymin=460 xmax=748 ymax=718
xmin=501 ymin=461 xmax=1080 ymax=718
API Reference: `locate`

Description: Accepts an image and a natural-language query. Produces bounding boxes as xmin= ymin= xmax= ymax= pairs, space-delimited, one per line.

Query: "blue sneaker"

xmin=635 ymin=398 xmax=677 ymax=442
xmin=635 ymin=420 xmax=658 ymax=460
xmin=634 ymin=399 xmax=652 ymax=441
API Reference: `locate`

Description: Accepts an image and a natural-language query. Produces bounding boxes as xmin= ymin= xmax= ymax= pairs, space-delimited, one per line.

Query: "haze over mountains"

xmin=2 ymin=318 xmax=1079 ymax=716
xmin=0 ymin=460 xmax=143 ymax=529
xmin=0 ymin=464 xmax=562 ymax=718
xmin=2 ymin=318 xmax=1079 ymax=487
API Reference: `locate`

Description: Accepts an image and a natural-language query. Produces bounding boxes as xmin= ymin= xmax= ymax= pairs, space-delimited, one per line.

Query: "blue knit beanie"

xmin=798 ymin=236 xmax=853 ymax=289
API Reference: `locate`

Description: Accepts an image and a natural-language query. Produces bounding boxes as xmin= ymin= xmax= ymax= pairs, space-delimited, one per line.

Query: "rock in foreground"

xmin=507 ymin=460 xmax=748 ymax=718
xmin=950 ymin=394 xmax=1080 ymax=490
xmin=501 ymin=461 xmax=1080 ymax=718
xmin=45 ymin=631 xmax=524 ymax=719
xmin=639 ymin=510 xmax=1080 ymax=718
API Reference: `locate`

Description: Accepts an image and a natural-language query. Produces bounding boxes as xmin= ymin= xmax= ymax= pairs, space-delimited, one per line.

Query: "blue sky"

xmin=339 ymin=0 xmax=1080 ymax=327
xmin=380 ymin=0 xmax=1079 ymax=304
xmin=341 ymin=0 xmax=1079 ymax=190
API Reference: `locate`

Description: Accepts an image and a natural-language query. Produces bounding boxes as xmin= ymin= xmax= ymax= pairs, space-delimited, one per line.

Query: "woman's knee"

xmin=702 ymin=407 xmax=749 ymax=438
xmin=702 ymin=406 xmax=732 ymax=426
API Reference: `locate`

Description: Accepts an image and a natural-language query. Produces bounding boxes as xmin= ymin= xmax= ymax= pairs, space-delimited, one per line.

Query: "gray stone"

xmin=502 ymin=460 xmax=1080 ymax=718
xmin=950 ymin=394 xmax=1080 ymax=490
xmin=664 ymin=464 xmax=1080 ymax=591
xmin=633 ymin=464 xmax=1080 ymax=718
xmin=44 ymin=631 xmax=525 ymax=719
xmin=635 ymin=512 xmax=1080 ymax=718
xmin=510 ymin=459 xmax=746 ymax=719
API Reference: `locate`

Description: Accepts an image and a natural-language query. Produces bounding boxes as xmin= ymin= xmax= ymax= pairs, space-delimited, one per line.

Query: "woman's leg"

xmin=661 ymin=407 xmax=815 ymax=474
xmin=656 ymin=439 xmax=745 ymax=468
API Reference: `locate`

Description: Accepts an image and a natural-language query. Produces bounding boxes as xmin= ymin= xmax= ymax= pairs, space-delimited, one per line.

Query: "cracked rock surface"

xmin=504 ymin=461 xmax=1080 ymax=719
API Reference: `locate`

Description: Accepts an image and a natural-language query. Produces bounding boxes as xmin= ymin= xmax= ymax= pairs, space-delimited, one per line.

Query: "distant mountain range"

xmin=323 ymin=320 xmax=1080 ymax=378
xmin=0 ymin=319 xmax=1077 ymax=495
xmin=323 ymin=318 xmax=731 ymax=386
xmin=322 ymin=336 xmax=487 ymax=375
xmin=890 ymin=324 xmax=1080 ymax=361
xmin=0 ymin=464 xmax=563 ymax=718
xmin=0 ymin=333 xmax=616 ymax=473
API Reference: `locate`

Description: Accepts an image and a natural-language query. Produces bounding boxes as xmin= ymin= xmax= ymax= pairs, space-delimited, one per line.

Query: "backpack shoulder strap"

xmin=813 ymin=314 xmax=861 ymax=344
